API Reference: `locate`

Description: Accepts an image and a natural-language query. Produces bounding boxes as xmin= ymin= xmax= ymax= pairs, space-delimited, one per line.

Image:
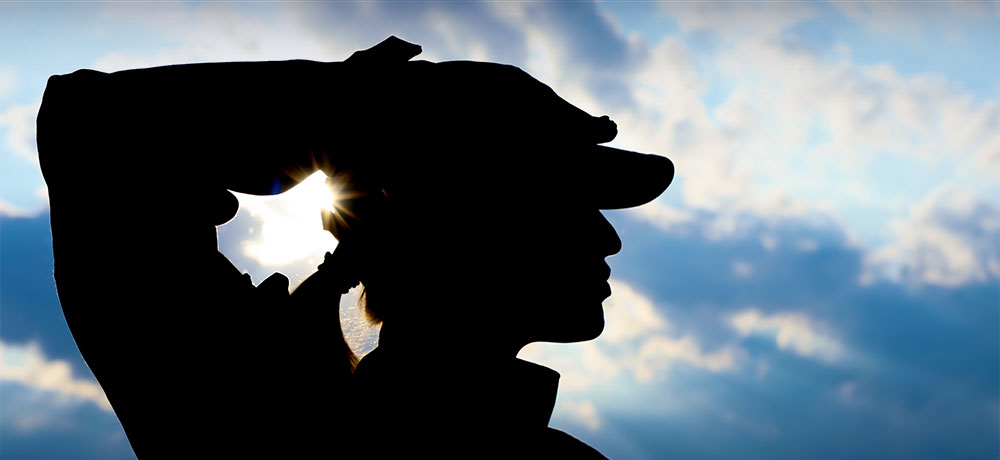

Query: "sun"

xmin=226 ymin=171 xmax=340 ymax=270
xmin=293 ymin=171 xmax=339 ymax=214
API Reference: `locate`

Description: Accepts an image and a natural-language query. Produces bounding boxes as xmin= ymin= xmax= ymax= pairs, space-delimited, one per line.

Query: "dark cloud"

xmin=0 ymin=383 xmax=135 ymax=460
xmin=292 ymin=1 xmax=528 ymax=64
xmin=3 ymin=3 xmax=996 ymax=455
xmin=0 ymin=213 xmax=91 ymax=377
xmin=292 ymin=1 xmax=644 ymax=111
xmin=3 ymin=196 xmax=995 ymax=460
xmin=521 ymin=1 xmax=633 ymax=69
xmin=3 ymin=205 xmax=996 ymax=459
xmin=1 ymin=213 xmax=135 ymax=458
xmin=605 ymin=209 xmax=860 ymax=343
xmin=593 ymin=208 xmax=999 ymax=459
xmin=511 ymin=0 xmax=647 ymax=111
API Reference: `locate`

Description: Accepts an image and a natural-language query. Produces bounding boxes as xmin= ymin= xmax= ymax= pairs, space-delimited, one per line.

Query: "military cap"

xmin=325 ymin=36 xmax=674 ymax=213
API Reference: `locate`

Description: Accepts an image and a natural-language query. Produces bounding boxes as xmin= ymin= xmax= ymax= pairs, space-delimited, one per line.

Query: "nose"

xmin=598 ymin=211 xmax=623 ymax=256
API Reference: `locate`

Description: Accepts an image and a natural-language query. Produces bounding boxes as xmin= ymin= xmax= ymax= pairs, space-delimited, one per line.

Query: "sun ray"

xmin=226 ymin=171 xmax=340 ymax=269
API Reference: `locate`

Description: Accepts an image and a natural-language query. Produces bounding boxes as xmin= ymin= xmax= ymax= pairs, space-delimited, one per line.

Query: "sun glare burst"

xmin=232 ymin=171 xmax=339 ymax=268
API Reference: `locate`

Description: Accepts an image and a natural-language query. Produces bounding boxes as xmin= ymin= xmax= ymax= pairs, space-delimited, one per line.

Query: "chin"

xmin=574 ymin=316 xmax=606 ymax=341
xmin=544 ymin=305 xmax=606 ymax=343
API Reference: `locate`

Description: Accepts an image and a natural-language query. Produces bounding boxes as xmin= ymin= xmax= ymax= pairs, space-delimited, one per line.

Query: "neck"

xmin=354 ymin=323 xmax=562 ymax=433
xmin=376 ymin=319 xmax=527 ymax=363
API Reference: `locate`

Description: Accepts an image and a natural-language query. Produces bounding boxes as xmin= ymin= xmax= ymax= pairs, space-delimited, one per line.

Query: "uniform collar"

xmin=499 ymin=357 xmax=561 ymax=428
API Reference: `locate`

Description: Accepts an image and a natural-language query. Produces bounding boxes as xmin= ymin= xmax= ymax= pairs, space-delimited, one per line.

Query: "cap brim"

xmin=582 ymin=145 xmax=674 ymax=210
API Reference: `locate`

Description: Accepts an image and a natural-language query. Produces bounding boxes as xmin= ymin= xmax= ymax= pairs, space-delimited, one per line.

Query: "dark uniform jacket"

xmin=351 ymin=346 xmax=609 ymax=459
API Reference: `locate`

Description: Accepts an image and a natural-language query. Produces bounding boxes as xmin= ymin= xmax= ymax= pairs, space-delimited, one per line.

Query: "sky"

xmin=1 ymin=1 xmax=998 ymax=459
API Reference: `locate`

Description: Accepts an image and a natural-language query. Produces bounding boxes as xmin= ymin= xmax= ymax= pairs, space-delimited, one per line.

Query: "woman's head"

xmin=324 ymin=154 xmax=638 ymax=352
xmin=312 ymin=58 xmax=673 ymax=352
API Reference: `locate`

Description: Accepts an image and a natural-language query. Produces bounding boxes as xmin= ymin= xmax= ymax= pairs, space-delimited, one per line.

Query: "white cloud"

xmin=608 ymin=11 xmax=998 ymax=288
xmin=86 ymin=2 xmax=1000 ymax=277
xmin=629 ymin=335 xmax=740 ymax=382
xmin=0 ymin=187 xmax=49 ymax=218
xmin=628 ymin=200 xmax=696 ymax=234
xmin=601 ymin=279 xmax=669 ymax=343
xmin=0 ymin=103 xmax=39 ymax=164
xmin=832 ymin=1 xmax=995 ymax=37
xmin=560 ymin=400 xmax=602 ymax=431
xmin=749 ymin=38 xmax=993 ymax=178
xmin=16 ymin=7 xmax=991 ymax=456
xmin=796 ymin=239 xmax=818 ymax=252
xmin=579 ymin=4 xmax=997 ymax=263
xmin=0 ymin=341 xmax=113 ymax=413
xmin=720 ymin=410 xmax=782 ymax=439
xmin=972 ymin=132 xmax=1000 ymax=177
xmin=729 ymin=309 xmax=841 ymax=362
xmin=838 ymin=380 xmax=859 ymax=405
xmin=0 ymin=198 xmax=43 ymax=218
xmin=521 ymin=279 xmax=740 ymax=391
xmin=862 ymin=184 xmax=1000 ymax=287
xmin=759 ymin=234 xmax=778 ymax=251
xmin=731 ymin=260 xmax=753 ymax=277
xmin=0 ymin=67 xmax=15 ymax=102
xmin=754 ymin=359 xmax=770 ymax=380
xmin=521 ymin=342 xmax=618 ymax=393
xmin=706 ymin=35 xmax=999 ymax=181
xmin=63 ymin=0 xmax=1000 ymax=272
xmin=664 ymin=1 xmax=816 ymax=38
xmin=609 ymin=285 xmax=741 ymax=382
xmin=93 ymin=3 xmax=337 ymax=71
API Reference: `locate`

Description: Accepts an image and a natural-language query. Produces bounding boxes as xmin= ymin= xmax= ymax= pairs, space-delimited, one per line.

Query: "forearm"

xmin=38 ymin=59 xmax=347 ymax=195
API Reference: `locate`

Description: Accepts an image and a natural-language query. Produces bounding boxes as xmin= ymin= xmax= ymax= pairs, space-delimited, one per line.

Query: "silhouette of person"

xmin=37 ymin=37 xmax=673 ymax=458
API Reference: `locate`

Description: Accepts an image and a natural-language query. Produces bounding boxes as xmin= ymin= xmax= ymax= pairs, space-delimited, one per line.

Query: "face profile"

xmin=489 ymin=205 xmax=622 ymax=344
xmin=343 ymin=193 xmax=623 ymax=349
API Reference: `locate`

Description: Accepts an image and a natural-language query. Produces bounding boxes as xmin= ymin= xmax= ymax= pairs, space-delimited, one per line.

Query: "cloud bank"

xmin=0 ymin=341 xmax=112 ymax=413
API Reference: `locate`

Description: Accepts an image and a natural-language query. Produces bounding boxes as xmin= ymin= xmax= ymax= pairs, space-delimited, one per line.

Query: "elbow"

xmin=37 ymin=69 xmax=109 ymax=184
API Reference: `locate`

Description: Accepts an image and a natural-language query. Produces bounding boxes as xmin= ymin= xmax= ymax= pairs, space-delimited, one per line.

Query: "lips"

xmin=594 ymin=264 xmax=612 ymax=298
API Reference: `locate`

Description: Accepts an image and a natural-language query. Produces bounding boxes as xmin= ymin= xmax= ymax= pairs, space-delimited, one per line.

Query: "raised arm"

xmin=38 ymin=59 xmax=348 ymax=196
xmin=35 ymin=37 xmax=421 ymax=457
